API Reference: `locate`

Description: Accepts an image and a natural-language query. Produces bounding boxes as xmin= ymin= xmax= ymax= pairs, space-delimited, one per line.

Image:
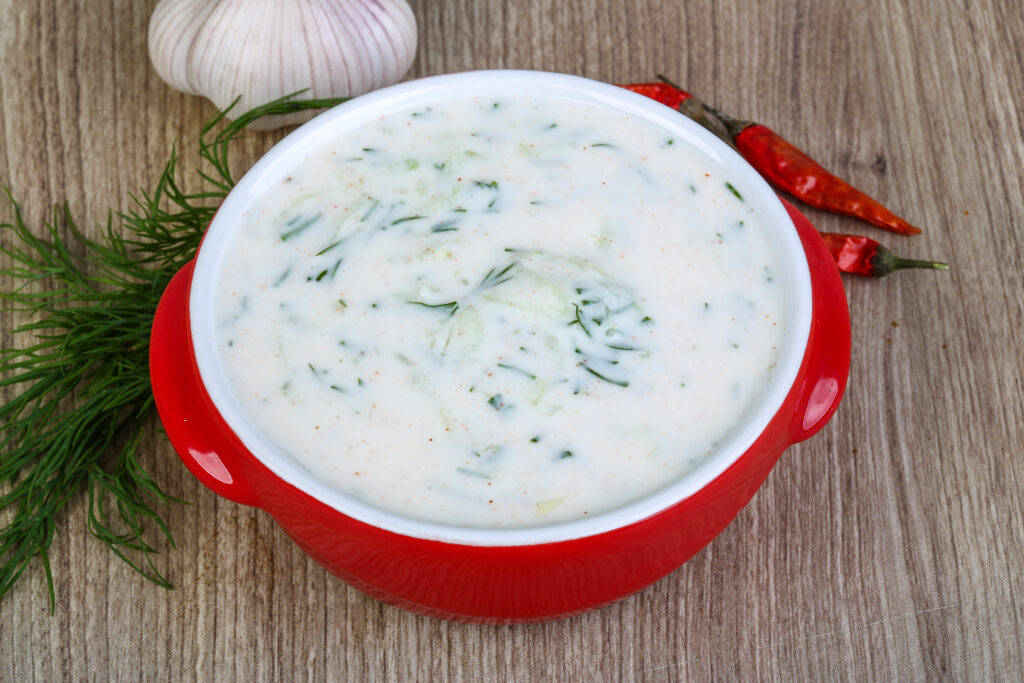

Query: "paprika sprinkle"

xmin=820 ymin=232 xmax=947 ymax=277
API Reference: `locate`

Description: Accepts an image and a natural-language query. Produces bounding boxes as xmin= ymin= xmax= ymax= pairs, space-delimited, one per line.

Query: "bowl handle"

xmin=783 ymin=200 xmax=851 ymax=443
xmin=150 ymin=261 xmax=262 ymax=507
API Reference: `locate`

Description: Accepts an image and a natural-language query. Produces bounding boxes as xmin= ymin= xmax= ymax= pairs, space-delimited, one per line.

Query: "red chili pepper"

xmin=621 ymin=81 xmax=944 ymax=275
xmin=617 ymin=82 xmax=693 ymax=109
xmin=623 ymin=78 xmax=924 ymax=236
xmin=820 ymin=232 xmax=948 ymax=277
xmin=702 ymin=104 xmax=923 ymax=235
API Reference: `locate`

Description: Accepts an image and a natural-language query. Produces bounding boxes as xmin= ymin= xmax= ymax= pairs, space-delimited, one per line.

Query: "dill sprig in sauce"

xmin=0 ymin=94 xmax=347 ymax=610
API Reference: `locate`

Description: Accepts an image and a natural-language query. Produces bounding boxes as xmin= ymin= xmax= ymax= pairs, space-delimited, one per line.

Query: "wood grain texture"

xmin=2 ymin=0 xmax=1022 ymax=679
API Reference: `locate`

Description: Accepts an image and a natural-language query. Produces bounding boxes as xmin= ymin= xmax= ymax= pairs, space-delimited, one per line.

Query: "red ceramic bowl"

xmin=150 ymin=71 xmax=850 ymax=623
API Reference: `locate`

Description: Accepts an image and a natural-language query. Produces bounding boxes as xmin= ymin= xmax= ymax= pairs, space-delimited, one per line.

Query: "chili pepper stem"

xmin=873 ymin=245 xmax=949 ymax=277
xmin=677 ymin=98 xmax=737 ymax=148
xmin=698 ymin=101 xmax=755 ymax=139
xmin=821 ymin=232 xmax=946 ymax=277
xmin=652 ymin=74 xmax=752 ymax=137
xmin=654 ymin=73 xmax=686 ymax=92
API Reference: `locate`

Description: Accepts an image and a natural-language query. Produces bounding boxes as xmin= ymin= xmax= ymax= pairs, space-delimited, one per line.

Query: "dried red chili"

xmin=702 ymin=104 xmax=923 ymax=236
xmin=617 ymin=82 xmax=693 ymax=109
xmin=820 ymin=232 xmax=947 ymax=277
xmin=622 ymin=79 xmax=924 ymax=236
xmin=620 ymin=81 xmax=945 ymax=275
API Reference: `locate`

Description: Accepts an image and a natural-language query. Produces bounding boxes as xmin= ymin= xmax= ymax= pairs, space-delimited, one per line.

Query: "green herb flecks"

xmin=280 ymin=213 xmax=322 ymax=241
xmin=462 ymin=445 xmax=502 ymax=479
xmin=309 ymin=259 xmax=341 ymax=283
xmin=582 ymin=366 xmax=630 ymax=388
xmin=0 ymin=92 xmax=352 ymax=608
xmin=457 ymin=467 xmax=490 ymax=480
xmin=569 ymin=304 xmax=592 ymax=337
xmin=361 ymin=199 xmax=381 ymax=222
xmin=273 ymin=265 xmax=292 ymax=287
xmin=316 ymin=240 xmax=343 ymax=256
xmin=430 ymin=220 xmax=459 ymax=233
xmin=559 ymin=450 xmax=574 ymax=459
xmin=567 ymin=281 xmax=651 ymax=391
xmin=725 ymin=182 xmax=744 ymax=201
xmin=477 ymin=262 xmax=516 ymax=290
xmin=496 ymin=363 xmax=537 ymax=380
xmin=406 ymin=300 xmax=459 ymax=316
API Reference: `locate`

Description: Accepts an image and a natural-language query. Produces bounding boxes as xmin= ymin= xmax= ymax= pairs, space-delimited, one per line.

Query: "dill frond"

xmin=0 ymin=93 xmax=347 ymax=610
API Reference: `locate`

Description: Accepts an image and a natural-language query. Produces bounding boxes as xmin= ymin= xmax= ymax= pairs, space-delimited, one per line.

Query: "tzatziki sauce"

xmin=211 ymin=93 xmax=789 ymax=527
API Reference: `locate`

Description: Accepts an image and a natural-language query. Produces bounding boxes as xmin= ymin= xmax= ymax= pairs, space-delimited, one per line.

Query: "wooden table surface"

xmin=2 ymin=0 xmax=1022 ymax=679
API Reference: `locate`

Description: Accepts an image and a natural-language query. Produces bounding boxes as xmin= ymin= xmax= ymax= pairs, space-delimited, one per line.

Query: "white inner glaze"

xmin=190 ymin=72 xmax=811 ymax=544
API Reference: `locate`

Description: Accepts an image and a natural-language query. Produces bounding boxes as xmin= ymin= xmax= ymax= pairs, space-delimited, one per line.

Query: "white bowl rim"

xmin=189 ymin=70 xmax=813 ymax=546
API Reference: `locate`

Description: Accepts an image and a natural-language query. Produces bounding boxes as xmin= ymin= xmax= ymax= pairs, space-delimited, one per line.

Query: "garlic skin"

xmin=148 ymin=0 xmax=418 ymax=130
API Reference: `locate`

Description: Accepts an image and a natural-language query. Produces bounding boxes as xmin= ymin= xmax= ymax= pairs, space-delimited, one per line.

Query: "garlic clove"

xmin=148 ymin=0 xmax=418 ymax=130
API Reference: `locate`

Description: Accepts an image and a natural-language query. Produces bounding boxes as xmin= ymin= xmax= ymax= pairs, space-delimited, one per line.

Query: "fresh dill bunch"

xmin=0 ymin=94 xmax=347 ymax=611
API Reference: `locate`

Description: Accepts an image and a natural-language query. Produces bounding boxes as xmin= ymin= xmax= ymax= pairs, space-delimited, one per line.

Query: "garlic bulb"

xmin=148 ymin=0 xmax=418 ymax=130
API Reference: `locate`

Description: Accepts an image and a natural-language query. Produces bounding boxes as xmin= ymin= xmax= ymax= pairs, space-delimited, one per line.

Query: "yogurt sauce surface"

xmin=211 ymin=93 xmax=789 ymax=528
